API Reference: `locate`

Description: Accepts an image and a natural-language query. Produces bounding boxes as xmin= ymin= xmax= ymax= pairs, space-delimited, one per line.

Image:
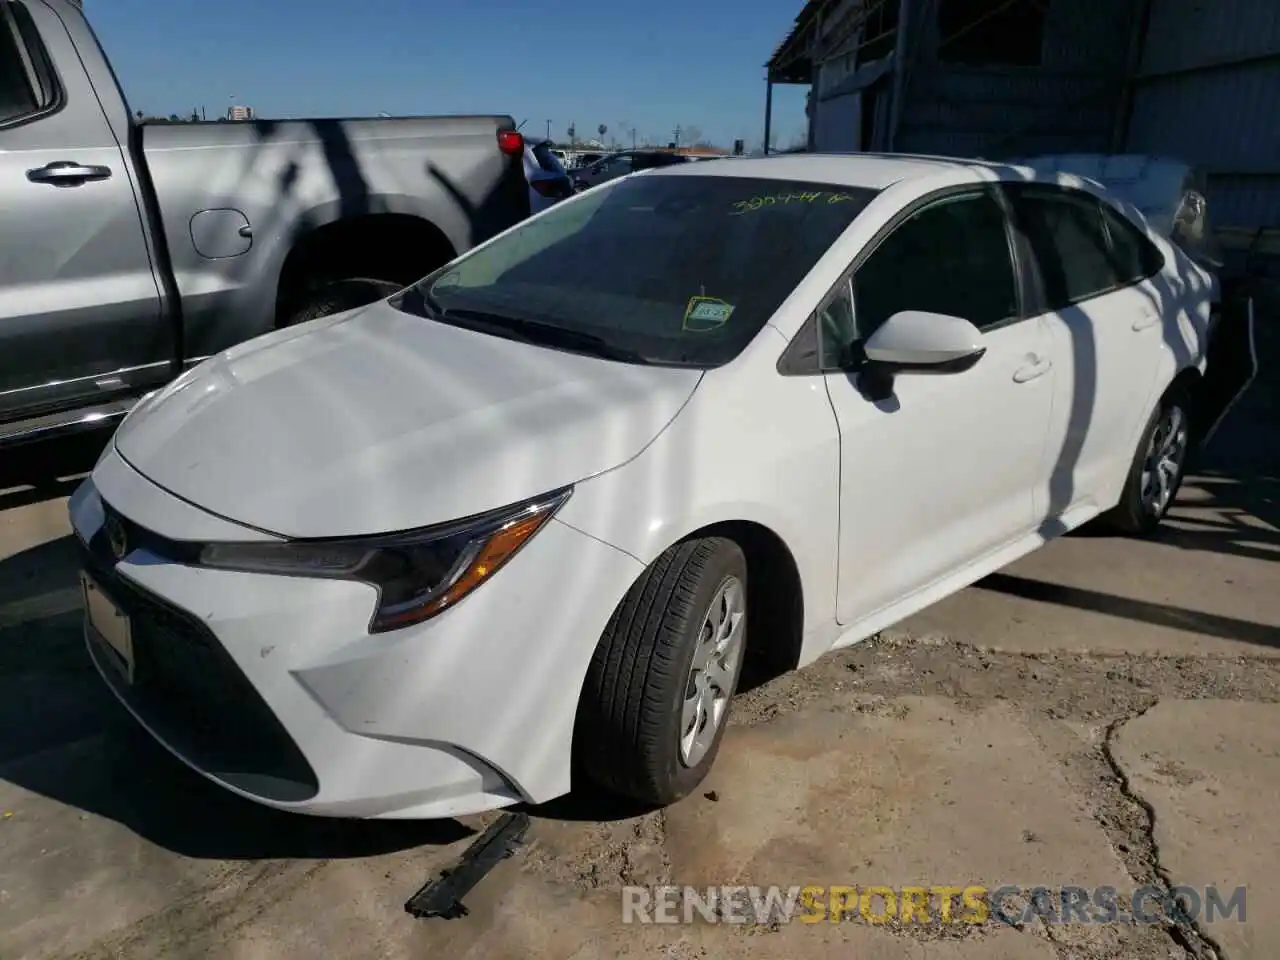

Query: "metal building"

xmin=765 ymin=0 xmax=1280 ymax=260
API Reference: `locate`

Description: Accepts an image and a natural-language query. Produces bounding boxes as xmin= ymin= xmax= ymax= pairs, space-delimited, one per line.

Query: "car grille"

xmin=80 ymin=520 xmax=319 ymax=803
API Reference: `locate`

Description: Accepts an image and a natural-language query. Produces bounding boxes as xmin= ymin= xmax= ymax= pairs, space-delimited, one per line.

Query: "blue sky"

xmin=89 ymin=0 xmax=811 ymax=150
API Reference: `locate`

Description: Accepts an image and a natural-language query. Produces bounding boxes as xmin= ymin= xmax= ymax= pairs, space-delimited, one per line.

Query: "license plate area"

xmin=82 ymin=572 xmax=134 ymax=684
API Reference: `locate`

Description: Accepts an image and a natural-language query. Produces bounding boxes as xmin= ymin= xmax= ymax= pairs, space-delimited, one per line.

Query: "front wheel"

xmin=1105 ymin=387 xmax=1193 ymax=535
xmin=575 ymin=538 xmax=748 ymax=806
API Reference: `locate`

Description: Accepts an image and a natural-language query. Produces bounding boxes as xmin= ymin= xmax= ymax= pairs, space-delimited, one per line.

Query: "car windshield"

xmin=395 ymin=175 xmax=877 ymax=367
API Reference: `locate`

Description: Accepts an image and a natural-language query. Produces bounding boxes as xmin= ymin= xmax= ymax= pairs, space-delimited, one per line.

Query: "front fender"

xmin=554 ymin=371 xmax=843 ymax=667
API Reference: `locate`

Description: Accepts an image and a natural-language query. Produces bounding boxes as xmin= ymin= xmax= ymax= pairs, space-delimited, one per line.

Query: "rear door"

xmin=1004 ymin=183 xmax=1168 ymax=522
xmin=0 ymin=0 xmax=167 ymax=420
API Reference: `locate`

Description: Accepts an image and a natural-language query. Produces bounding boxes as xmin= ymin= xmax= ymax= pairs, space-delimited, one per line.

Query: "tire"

xmin=1104 ymin=386 xmax=1194 ymax=535
xmin=575 ymin=537 xmax=749 ymax=806
xmin=279 ymin=277 xmax=403 ymax=327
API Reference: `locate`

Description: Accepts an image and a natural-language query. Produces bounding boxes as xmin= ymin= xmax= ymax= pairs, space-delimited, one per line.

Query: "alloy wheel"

xmin=1140 ymin=404 xmax=1189 ymax=517
xmin=679 ymin=576 xmax=746 ymax=767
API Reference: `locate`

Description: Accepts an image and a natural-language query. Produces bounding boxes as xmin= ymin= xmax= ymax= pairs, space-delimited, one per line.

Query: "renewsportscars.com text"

xmin=621 ymin=884 xmax=1247 ymax=926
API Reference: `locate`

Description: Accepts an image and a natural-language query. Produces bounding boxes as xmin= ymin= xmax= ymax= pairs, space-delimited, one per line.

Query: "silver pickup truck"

xmin=0 ymin=0 xmax=531 ymax=447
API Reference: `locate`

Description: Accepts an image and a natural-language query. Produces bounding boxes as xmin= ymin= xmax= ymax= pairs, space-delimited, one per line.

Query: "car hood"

xmin=113 ymin=300 xmax=702 ymax=538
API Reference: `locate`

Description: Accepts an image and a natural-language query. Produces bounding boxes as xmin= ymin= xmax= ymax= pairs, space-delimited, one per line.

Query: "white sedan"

xmin=70 ymin=154 xmax=1217 ymax=819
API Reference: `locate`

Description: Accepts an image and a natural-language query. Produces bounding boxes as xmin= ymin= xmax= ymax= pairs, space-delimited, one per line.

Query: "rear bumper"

xmin=71 ymin=447 xmax=643 ymax=818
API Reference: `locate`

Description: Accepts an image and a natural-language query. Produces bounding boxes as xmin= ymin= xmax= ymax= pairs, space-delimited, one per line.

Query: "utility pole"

xmin=673 ymin=125 xmax=682 ymax=148
xmin=546 ymin=119 xmax=552 ymax=142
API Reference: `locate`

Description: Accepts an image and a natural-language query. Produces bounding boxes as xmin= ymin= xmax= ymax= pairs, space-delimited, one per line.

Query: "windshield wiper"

xmin=440 ymin=308 xmax=652 ymax=364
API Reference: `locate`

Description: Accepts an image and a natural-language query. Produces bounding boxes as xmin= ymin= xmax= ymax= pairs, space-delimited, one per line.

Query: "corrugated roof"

xmin=767 ymin=0 xmax=827 ymax=70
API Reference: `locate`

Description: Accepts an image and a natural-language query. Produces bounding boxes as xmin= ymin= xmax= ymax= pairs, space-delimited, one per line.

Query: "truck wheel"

xmin=1104 ymin=386 xmax=1193 ymax=535
xmin=575 ymin=537 xmax=748 ymax=806
xmin=280 ymin=278 xmax=403 ymax=327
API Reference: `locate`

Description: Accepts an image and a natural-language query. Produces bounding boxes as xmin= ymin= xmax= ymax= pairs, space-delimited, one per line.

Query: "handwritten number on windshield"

xmin=729 ymin=191 xmax=858 ymax=215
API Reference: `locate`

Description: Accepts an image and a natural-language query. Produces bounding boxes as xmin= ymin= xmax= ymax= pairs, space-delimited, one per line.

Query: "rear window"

xmin=399 ymin=175 xmax=877 ymax=367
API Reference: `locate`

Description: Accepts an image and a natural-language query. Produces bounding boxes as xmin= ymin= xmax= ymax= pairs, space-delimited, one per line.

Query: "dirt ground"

xmin=0 ymin=315 xmax=1276 ymax=960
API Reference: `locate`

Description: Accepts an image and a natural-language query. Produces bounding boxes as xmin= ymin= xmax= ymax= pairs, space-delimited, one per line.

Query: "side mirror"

xmin=863 ymin=310 xmax=986 ymax=372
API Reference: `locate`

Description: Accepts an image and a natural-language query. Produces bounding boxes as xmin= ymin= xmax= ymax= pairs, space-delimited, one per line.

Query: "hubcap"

xmin=680 ymin=576 xmax=746 ymax=767
xmin=1140 ymin=404 xmax=1189 ymax=516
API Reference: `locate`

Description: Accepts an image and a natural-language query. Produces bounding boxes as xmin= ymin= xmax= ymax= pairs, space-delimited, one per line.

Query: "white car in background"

xmin=71 ymin=154 xmax=1215 ymax=819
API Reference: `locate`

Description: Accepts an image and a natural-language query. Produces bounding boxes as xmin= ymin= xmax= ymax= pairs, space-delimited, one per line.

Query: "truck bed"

xmin=138 ymin=113 xmax=530 ymax=359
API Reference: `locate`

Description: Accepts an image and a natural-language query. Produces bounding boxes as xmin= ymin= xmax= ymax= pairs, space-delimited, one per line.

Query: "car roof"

xmin=645 ymin=151 xmax=1035 ymax=191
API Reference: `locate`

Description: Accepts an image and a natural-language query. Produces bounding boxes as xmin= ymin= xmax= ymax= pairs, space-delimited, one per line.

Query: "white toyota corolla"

xmin=71 ymin=154 xmax=1217 ymax=819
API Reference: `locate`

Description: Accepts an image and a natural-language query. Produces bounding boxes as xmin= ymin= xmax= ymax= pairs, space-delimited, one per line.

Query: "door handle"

xmin=1013 ymin=356 xmax=1052 ymax=383
xmin=1132 ymin=311 xmax=1160 ymax=332
xmin=26 ymin=161 xmax=113 ymax=186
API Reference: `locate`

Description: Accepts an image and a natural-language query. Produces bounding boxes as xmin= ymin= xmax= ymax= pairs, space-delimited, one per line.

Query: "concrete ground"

xmin=0 ymin=320 xmax=1276 ymax=959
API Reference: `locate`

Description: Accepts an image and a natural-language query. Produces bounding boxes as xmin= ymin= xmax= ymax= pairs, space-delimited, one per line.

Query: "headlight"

xmin=198 ymin=487 xmax=572 ymax=633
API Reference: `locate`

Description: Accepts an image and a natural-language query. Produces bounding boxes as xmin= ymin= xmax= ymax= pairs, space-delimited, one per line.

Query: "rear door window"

xmin=1009 ymin=186 xmax=1124 ymax=309
xmin=0 ymin=2 xmax=43 ymax=123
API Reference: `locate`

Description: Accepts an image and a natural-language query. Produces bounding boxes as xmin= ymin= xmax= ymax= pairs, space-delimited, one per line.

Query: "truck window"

xmin=0 ymin=1 xmax=56 ymax=124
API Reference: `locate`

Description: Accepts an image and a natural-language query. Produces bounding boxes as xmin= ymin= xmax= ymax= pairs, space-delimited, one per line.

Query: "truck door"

xmin=0 ymin=0 xmax=169 ymax=423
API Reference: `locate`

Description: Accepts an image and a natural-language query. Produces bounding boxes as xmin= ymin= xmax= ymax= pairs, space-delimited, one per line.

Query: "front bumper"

xmin=71 ymin=446 xmax=643 ymax=818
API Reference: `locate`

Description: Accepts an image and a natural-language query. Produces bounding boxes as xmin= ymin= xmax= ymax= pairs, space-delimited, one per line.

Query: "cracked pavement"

xmin=0 ymin=314 xmax=1276 ymax=959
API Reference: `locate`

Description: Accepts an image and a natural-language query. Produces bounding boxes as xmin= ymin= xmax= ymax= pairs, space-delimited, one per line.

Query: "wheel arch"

xmin=683 ymin=519 xmax=806 ymax=685
xmin=585 ymin=513 xmax=809 ymax=690
xmin=566 ymin=515 xmax=808 ymax=801
xmin=273 ymin=212 xmax=458 ymax=325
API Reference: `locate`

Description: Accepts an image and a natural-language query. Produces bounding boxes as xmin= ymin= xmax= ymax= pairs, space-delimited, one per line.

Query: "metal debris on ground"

xmin=404 ymin=812 xmax=531 ymax=920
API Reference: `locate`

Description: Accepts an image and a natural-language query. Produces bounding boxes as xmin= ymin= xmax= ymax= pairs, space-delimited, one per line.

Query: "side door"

xmin=0 ymin=0 xmax=167 ymax=421
xmin=1004 ymin=184 xmax=1167 ymax=522
xmin=820 ymin=187 xmax=1057 ymax=628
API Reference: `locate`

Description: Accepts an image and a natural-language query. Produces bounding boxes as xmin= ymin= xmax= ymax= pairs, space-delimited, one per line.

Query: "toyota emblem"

xmin=104 ymin=514 xmax=128 ymax=561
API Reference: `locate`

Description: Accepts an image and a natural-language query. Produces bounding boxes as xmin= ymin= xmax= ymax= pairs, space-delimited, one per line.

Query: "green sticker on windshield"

xmin=683 ymin=296 xmax=735 ymax=331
